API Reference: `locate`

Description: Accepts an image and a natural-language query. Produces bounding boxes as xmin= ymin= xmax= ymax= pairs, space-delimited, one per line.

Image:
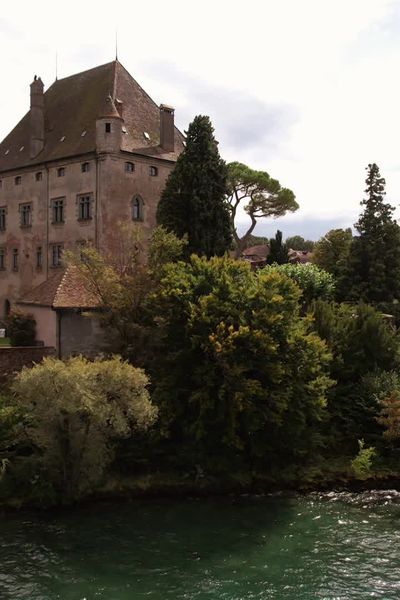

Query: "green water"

xmin=1 ymin=491 xmax=400 ymax=599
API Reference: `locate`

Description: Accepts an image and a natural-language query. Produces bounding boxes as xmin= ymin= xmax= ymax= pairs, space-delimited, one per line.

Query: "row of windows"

xmin=0 ymin=194 xmax=94 ymax=230
xmin=0 ymin=244 xmax=64 ymax=270
xmin=0 ymin=162 xmax=158 ymax=189
xmin=0 ymin=195 xmax=145 ymax=231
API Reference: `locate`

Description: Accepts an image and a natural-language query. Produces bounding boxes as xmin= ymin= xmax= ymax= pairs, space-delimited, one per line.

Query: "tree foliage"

xmin=226 ymin=162 xmax=298 ymax=256
xmin=267 ymin=230 xmax=289 ymax=265
xmin=312 ymin=228 xmax=352 ymax=299
xmin=157 ymin=115 xmax=232 ymax=258
xmin=148 ymin=256 xmax=332 ymax=470
xmin=346 ymin=163 xmax=400 ymax=303
xmin=267 ymin=263 xmax=335 ymax=308
xmin=6 ymin=310 xmax=36 ymax=347
xmin=11 ymin=356 xmax=156 ymax=502
xmin=286 ymin=235 xmax=315 ymax=251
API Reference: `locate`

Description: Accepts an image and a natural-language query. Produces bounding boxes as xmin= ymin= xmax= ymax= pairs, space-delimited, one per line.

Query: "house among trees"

xmin=0 ymin=60 xmax=185 ymax=340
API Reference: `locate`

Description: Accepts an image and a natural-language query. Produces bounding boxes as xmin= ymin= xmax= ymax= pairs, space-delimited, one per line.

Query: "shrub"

xmin=351 ymin=439 xmax=376 ymax=479
xmin=6 ymin=310 xmax=36 ymax=346
xmin=11 ymin=356 xmax=157 ymax=503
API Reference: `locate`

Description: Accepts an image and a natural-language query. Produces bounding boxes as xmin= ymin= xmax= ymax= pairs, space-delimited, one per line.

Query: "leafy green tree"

xmin=312 ymin=228 xmax=353 ymax=299
xmin=311 ymin=300 xmax=400 ymax=445
xmin=11 ymin=356 xmax=157 ymax=503
xmin=347 ymin=163 xmax=400 ymax=303
xmin=157 ymin=115 xmax=231 ymax=258
xmin=286 ymin=235 xmax=315 ymax=251
xmin=149 ymin=256 xmax=332 ymax=472
xmin=267 ymin=263 xmax=335 ymax=308
xmin=226 ymin=161 xmax=298 ymax=257
xmin=267 ymin=230 xmax=289 ymax=264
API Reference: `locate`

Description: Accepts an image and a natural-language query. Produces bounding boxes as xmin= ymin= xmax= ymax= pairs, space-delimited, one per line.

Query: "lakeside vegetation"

xmin=2 ymin=117 xmax=400 ymax=508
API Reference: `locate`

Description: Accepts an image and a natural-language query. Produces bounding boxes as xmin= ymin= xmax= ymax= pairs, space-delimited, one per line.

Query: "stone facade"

xmin=0 ymin=61 xmax=184 ymax=318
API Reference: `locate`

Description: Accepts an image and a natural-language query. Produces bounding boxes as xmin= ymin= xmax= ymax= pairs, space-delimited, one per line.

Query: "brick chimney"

xmin=30 ymin=76 xmax=44 ymax=158
xmin=160 ymin=104 xmax=175 ymax=152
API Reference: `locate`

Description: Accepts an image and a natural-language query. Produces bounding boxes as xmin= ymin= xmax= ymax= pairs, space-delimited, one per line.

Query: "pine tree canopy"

xmin=156 ymin=115 xmax=232 ymax=258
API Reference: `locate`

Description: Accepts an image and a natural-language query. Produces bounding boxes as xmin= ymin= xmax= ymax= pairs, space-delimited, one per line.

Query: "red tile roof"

xmin=0 ymin=60 xmax=185 ymax=172
xmin=18 ymin=266 xmax=100 ymax=309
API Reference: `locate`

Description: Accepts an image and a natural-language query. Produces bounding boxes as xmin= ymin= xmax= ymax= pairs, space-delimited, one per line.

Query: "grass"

xmin=0 ymin=337 xmax=10 ymax=347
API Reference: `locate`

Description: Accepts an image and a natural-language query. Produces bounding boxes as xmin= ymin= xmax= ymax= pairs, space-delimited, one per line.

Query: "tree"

xmin=347 ymin=163 xmax=400 ymax=303
xmin=267 ymin=263 xmax=335 ymax=308
xmin=156 ymin=115 xmax=232 ymax=258
xmin=312 ymin=228 xmax=353 ymax=300
xmin=225 ymin=162 xmax=298 ymax=257
xmin=267 ymin=230 xmax=289 ymax=264
xmin=149 ymin=256 xmax=332 ymax=471
xmin=6 ymin=310 xmax=36 ymax=347
xmin=11 ymin=356 xmax=157 ymax=502
xmin=286 ymin=235 xmax=315 ymax=251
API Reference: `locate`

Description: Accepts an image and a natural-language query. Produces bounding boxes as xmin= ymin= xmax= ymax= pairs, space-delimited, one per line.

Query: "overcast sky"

xmin=1 ymin=0 xmax=399 ymax=239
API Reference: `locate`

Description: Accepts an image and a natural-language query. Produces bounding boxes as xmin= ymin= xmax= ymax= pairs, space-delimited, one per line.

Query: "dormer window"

xmin=125 ymin=162 xmax=135 ymax=173
xmin=35 ymin=171 xmax=43 ymax=182
xmin=81 ymin=162 xmax=90 ymax=173
xmin=105 ymin=122 xmax=111 ymax=133
xmin=132 ymin=196 xmax=144 ymax=221
xmin=57 ymin=167 xmax=65 ymax=177
xmin=149 ymin=166 xmax=158 ymax=177
xmin=15 ymin=176 xmax=21 ymax=186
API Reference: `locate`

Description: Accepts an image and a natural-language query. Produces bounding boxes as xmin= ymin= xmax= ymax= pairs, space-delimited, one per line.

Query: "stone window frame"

xmin=149 ymin=165 xmax=158 ymax=177
xmin=0 ymin=206 xmax=6 ymax=232
xmin=131 ymin=195 xmax=144 ymax=222
xmin=19 ymin=202 xmax=33 ymax=228
xmin=35 ymin=171 xmax=43 ymax=182
xmin=50 ymin=243 xmax=63 ymax=268
xmin=51 ymin=196 xmax=66 ymax=224
xmin=57 ymin=167 xmax=65 ymax=178
xmin=81 ymin=162 xmax=90 ymax=173
xmin=77 ymin=193 xmax=93 ymax=221
xmin=0 ymin=246 xmax=5 ymax=270
xmin=14 ymin=175 xmax=22 ymax=186
xmin=12 ymin=248 xmax=19 ymax=271
xmin=125 ymin=161 xmax=135 ymax=173
xmin=105 ymin=122 xmax=111 ymax=133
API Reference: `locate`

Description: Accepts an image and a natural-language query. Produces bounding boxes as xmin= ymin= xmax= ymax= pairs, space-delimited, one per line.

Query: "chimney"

xmin=30 ymin=75 xmax=44 ymax=158
xmin=160 ymin=104 xmax=175 ymax=152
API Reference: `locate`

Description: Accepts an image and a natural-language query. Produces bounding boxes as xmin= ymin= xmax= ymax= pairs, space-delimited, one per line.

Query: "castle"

xmin=0 ymin=60 xmax=184 ymax=338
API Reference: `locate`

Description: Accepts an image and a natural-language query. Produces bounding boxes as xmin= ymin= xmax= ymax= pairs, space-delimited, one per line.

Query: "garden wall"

xmin=0 ymin=346 xmax=56 ymax=379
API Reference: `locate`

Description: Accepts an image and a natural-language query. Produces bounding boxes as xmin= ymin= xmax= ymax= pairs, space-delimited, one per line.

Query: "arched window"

xmin=131 ymin=196 xmax=144 ymax=221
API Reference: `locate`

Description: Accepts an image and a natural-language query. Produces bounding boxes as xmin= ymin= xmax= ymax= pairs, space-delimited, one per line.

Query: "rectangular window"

xmin=51 ymin=244 xmax=63 ymax=267
xmin=0 ymin=248 xmax=5 ymax=270
xmin=57 ymin=167 xmax=65 ymax=177
xmin=125 ymin=162 xmax=135 ymax=173
xmin=12 ymin=248 xmax=18 ymax=271
xmin=52 ymin=198 xmax=65 ymax=224
xmin=19 ymin=203 xmax=32 ymax=227
xmin=105 ymin=122 xmax=111 ymax=133
xmin=81 ymin=162 xmax=90 ymax=173
xmin=35 ymin=171 xmax=43 ymax=182
xmin=149 ymin=166 xmax=158 ymax=177
xmin=0 ymin=207 xmax=6 ymax=231
xmin=78 ymin=194 xmax=92 ymax=220
xmin=36 ymin=246 xmax=42 ymax=269
xmin=15 ymin=176 xmax=21 ymax=186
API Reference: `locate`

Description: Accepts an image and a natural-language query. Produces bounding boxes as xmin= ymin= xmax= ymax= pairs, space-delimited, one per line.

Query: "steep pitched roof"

xmin=0 ymin=60 xmax=185 ymax=172
xmin=18 ymin=266 xmax=100 ymax=309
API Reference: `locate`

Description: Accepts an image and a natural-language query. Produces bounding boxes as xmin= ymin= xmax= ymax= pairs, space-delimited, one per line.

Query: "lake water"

xmin=1 ymin=491 xmax=400 ymax=599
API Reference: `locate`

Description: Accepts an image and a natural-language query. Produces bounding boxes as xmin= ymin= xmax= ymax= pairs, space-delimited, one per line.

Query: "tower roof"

xmin=0 ymin=61 xmax=185 ymax=172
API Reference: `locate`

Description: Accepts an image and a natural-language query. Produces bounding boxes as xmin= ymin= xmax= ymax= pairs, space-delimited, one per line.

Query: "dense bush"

xmin=266 ymin=263 xmax=335 ymax=308
xmin=8 ymin=356 xmax=156 ymax=503
xmin=6 ymin=310 xmax=36 ymax=346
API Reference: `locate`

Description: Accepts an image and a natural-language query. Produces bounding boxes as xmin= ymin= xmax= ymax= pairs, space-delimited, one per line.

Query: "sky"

xmin=1 ymin=0 xmax=400 ymax=240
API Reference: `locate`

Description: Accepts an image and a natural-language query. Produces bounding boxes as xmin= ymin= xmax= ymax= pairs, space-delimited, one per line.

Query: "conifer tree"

xmin=347 ymin=163 xmax=400 ymax=303
xmin=267 ymin=230 xmax=289 ymax=264
xmin=156 ymin=115 xmax=232 ymax=258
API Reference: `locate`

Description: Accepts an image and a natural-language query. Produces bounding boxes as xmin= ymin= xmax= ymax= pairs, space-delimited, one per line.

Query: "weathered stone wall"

xmin=0 ymin=345 xmax=55 ymax=378
xmin=59 ymin=311 xmax=106 ymax=358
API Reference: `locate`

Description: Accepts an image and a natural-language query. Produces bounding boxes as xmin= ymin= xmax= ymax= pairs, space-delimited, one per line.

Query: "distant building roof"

xmin=18 ymin=266 xmax=100 ymax=309
xmin=0 ymin=60 xmax=185 ymax=172
xmin=288 ymin=249 xmax=313 ymax=264
xmin=242 ymin=244 xmax=270 ymax=259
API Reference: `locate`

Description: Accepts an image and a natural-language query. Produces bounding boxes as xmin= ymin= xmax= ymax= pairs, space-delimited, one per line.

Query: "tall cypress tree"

xmin=347 ymin=163 xmax=400 ymax=302
xmin=267 ymin=230 xmax=289 ymax=264
xmin=156 ymin=115 xmax=232 ymax=258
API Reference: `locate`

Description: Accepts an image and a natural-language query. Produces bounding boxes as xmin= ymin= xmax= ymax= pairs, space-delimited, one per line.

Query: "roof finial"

xmin=115 ymin=29 xmax=118 ymax=61
xmin=55 ymin=50 xmax=58 ymax=81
